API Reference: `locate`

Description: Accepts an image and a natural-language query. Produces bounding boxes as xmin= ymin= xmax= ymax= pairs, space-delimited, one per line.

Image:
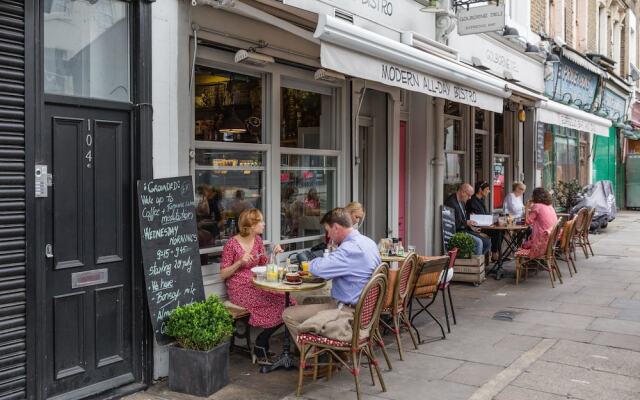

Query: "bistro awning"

xmin=314 ymin=15 xmax=511 ymax=113
xmin=536 ymin=99 xmax=612 ymax=137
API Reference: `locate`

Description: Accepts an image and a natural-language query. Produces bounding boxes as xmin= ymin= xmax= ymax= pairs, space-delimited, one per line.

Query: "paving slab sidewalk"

xmin=125 ymin=211 xmax=640 ymax=400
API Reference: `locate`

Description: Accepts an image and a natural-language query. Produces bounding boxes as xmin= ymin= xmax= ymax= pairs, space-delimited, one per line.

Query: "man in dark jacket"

xmin=467 ymin=181 xmax=500 ymax=260
xmin=444 ymin=183 xmax=490 ymax=255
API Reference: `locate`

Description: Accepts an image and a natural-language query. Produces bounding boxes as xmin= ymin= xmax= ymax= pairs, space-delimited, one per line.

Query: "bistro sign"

xmin=284 ymin=0 xmax=431 ymax=38
xmin=321 ymin=42 xmax=504 ymax=112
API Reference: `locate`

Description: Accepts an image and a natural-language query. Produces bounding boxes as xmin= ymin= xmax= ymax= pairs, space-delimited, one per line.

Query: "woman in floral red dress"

xmin=220 ymin=209 xmax=291 ymax=364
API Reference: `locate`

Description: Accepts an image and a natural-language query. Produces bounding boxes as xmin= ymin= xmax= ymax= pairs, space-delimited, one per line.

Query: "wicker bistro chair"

xmin=515 ymin=218 xmax=564 ymax=287
xmin=408 ymin=254 xmax=451 ymax=342
xmin=379 ymin=253 xmax=420 ymax=361
xmin=370 ymin=263 xmax=393 ymax=371
xmin=556 ymin=216 xmax=578 ymax=277
xmin=571 ymin=208 xmax=589 ymax=259
xmin=581 ymin=207 xmax=596 ymax=257
xmin=296 ymin=273 xmax=388 ymax=400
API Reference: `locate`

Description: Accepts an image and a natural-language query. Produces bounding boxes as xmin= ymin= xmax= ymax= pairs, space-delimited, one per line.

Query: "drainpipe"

xmin=432 ymin=98 xmax=445 ymax=254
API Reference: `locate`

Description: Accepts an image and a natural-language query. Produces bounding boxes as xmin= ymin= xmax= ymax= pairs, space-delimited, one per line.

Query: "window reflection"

xmin=280 ymin=155 xmax=336 ymax=240
xmin=194 ymin=150 xmax=264 ymax=251
xmin=194 ymin=68 xmax=262 ymax=143
xmin=281 ymin=87 xmax=334 ymax=149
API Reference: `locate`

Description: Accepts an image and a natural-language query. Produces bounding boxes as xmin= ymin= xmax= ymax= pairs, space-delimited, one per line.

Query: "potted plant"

xmin=165 ymin=295 xmax=234 ymax=397
xmin=449 ymin=232 xmax=475 ymax=259
xmin=553 ymin=179 xmax=583 ymax=211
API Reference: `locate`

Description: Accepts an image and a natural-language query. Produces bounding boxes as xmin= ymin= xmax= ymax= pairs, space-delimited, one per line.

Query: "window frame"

xmin=190 ymin=48 xmax=346 ymax=260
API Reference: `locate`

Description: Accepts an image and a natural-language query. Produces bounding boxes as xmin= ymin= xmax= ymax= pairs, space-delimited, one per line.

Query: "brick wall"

xmin=530 ymin=0 xmax=546 ymax=34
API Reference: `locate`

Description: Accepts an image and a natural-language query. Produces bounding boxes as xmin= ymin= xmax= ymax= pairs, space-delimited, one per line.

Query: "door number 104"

xmin=85 ymin=133 xmax=93 ymax=169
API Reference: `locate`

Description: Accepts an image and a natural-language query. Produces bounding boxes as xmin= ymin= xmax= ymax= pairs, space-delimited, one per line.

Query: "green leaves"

xmin=553 ymin=180 xmax=583 ymax=211
xmin=165 ymin=296 xmax=234 ymax=351
xmin=449 ymin=232 xmax=476 ymax=259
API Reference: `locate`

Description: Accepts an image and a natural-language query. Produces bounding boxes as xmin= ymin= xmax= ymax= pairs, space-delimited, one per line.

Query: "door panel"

xmin=44 ymin=105 xmax=134 ymax=398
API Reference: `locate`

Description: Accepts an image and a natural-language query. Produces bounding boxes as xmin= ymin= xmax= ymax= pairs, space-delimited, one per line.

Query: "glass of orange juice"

xmin=301 ymin=261 xmax=310 ymax=272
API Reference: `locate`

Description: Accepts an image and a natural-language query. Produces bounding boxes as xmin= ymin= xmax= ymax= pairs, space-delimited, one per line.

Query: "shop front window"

xmin=280 ymin=155 xmax=337 ymax=241
xmin=44 ymin=0 xmax=130 ymax=101
xmin=444 ymin=118 xmax=463 ymax=151
xmin=281 ymin=86 xmax=335 ymax=150
xmin=493 ymin=155 xmax=508 ymax=209
xmin=555 ymin=134 xmax=578 ymax=184
xmin=194 ymin=150 xmax=265 ymax=258
xmin=543 ymin=126 xmax=554 ymax=190
xmin=444 ymin=153 xmax=464 ymax=200
xmin=444 ymin=103 xmax=465 ymax=200
xmin=194 ymin=67 xmax=263 ymax=144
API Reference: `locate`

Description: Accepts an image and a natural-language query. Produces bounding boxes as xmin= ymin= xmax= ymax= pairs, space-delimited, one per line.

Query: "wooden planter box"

xmin=452 ymin=255 xmax=485 ymax=286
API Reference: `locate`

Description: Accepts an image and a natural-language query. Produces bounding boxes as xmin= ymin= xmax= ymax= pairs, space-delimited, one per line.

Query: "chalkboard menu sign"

xmin=441 ymin=205 xmax=456 ymax=254
xmin=137 ymin=176 xmax=205 ymax=345
xmin=536 ymin=122 xmax=546 ymax=167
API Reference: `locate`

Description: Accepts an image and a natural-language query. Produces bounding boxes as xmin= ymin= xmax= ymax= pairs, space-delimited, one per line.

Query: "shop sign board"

xmin=283 ymin=0 xmax=432 ymax=38
xmin=544 ymin=59 xmax=599 ymax=107
xmin=537 ymin=108 xmax=609 ymax=136
xmin=456 ymin=3 xmax=506 ymax=36
xmin=600 ymin=87 xmax=628 ymax=121
xmin=321 ymin=42 xmax=504 ymax=112
xmin=137 ymin=176 xmax=205 ymax=345
xmin=448 ymin=33 xmax=545 ymax=92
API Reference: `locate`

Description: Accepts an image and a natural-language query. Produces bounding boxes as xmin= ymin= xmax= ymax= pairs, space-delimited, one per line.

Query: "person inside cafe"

xmin=282 ymin=207 xmax=381 ymax=349
xmin=503 ymin=181 xmax=526 ymax=219
xmin=444 ymin=183 xmax=490 ymax=256
xmin=466 ymin=181 xmax=501 ymax=261
xmin=345 ymin=201 xmax=366 ymax=231
xmin=515 ymin=187 xmax=558 ymax=260
xmin=220 ymin=208 xmax=290 ymax=365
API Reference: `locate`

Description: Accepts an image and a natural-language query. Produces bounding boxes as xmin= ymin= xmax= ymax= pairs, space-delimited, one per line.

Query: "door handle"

xmin=45 ymin=243 xmax=54 ymax=259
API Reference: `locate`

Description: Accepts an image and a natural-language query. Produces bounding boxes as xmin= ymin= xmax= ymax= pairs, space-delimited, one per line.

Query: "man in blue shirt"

xmin=282 ymin=208 xmax=381 ymax=348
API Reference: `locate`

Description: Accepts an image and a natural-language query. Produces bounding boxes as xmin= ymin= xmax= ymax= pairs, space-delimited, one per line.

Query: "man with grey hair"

xmin=444 ymin=183 xmax=490 ymax=255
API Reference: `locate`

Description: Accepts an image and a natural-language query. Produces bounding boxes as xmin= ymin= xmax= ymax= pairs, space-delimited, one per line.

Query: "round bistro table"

xmin=479 ymin=224 xmax=529 ymax=280
xmin=251 ymin=278 xmax=326 ymax=373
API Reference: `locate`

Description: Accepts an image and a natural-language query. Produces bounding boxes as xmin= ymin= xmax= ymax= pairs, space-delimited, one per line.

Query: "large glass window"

xmin=194 ymin=150 xmax=265 ymax=255
xmin=444 ymin=101 xmax=465 ymax=200
xmin=281 ymin=86 xmax=335 ymax=149
xmin=280 ymin=155 xmax=337 ymax=241
xmin=44 ymin=0 xmax=130 ymax=101
xmin=555 ymin=134 xmax=578 ymax=184
xmin=194 ymin=67 xmax=263 ymax=144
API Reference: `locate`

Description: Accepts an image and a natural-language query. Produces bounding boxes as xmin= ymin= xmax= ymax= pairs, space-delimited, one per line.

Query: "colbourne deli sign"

xmin=544 ymin=58 xmax=599 ymax=106
xmin=457 ymin=3 xmax=506 ymax=36
xmin=320 ymin=42 xmax=504 ymax=112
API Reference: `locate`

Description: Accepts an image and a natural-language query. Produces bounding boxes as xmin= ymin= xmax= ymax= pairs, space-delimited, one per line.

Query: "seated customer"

xmin=283 ymin=208 xmax=381 ymax=349
xmin=515 ymin=187 xmax=558 ymax=259
xmin=444 ymin=183 xmax=490 ymax=256
xmin=220 ymin=209 xmax=289 ymax=365
xmin=467 ymin=181 xmax=501 ymax=261
xmin=503 ymin=181 xmax=526 ymax=219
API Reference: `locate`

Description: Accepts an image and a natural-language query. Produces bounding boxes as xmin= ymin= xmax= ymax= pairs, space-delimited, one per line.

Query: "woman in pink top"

xmin=515 ymin=187 xmax=558 ymax=258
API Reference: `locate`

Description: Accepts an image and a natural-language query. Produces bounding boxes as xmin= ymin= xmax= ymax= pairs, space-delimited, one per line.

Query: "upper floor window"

xmin=44 ymin=0 xmax=130 ymax=102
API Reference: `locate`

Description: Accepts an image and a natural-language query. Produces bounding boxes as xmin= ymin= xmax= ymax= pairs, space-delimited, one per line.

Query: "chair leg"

xmin=586 ymin=235 xmax=595 ymax=256
xmin=546 ymin=260 xmax=555 ymax=288
xmin=296 ymin=344 xmax=307 ymax=396
xmin=367 ymin=344 xmax=386 ymax=392
xmin=554 ymin=258 xmax=563 ymax=284
xmin=425 ymin=308 xmax=446 ymax=340
xmin=401 ymin=311 xmax=419 ymax=350
xmin=580 ymin=236 xmax=589 ymax=258
xmin=447 ymin=286 xmax=457 ymax=325
xmin=570 ymin=255 xmax=577 ymax=274
xmin=367 ymin=350 xmax=375 ymax=386
xmin=352 ymin=351 xmax=362 ymax=400
xmin=374 ymin=328 xmax=392 ymax=370
xmin=442 ymin=289 xmax=451 ymax=333
xmin=515 ymin=257 xmax=521 ymax=285
xmin=392 ymin=314 xmax=404 ymax=360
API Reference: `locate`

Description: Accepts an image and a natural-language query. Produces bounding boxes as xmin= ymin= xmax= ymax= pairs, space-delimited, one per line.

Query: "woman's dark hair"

xmin=532 ymin=187 xmax=553 ymax=205
xmin=475 ymin=181 xmax=490 ymax=194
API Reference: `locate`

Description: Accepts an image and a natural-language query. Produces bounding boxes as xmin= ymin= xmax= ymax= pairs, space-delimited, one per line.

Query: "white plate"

xmin=283 ymin=280 xmax=303 ymax=286
xmin=251 ymin=266 xmax=267 ymax=274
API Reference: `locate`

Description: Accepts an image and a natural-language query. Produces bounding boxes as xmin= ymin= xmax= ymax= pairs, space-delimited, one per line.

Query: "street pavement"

xmin=126 ymin=211 xmax=640 ymax=400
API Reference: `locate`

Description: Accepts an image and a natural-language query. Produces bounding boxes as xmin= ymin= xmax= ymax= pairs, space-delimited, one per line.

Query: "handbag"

xmin=289 ymin=242 xmax=326 ymax=265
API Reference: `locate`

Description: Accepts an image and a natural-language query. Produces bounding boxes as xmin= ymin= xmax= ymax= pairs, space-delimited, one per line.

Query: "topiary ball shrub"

xmin=449 ymin=232 xmax=476 ymax=259
xmin=166 ymin=295 xmax=234 ymax=351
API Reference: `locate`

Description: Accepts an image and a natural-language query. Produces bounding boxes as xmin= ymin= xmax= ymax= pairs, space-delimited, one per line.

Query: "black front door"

xmin=42 ymin=104 xmax=135 ymax=399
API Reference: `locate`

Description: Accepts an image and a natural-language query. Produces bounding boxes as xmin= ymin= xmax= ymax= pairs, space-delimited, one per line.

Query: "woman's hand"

xmin=272 ymin=244 xmax=283 ymax=255
xmin=239 ymin=252 xmax=254 ymax=265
